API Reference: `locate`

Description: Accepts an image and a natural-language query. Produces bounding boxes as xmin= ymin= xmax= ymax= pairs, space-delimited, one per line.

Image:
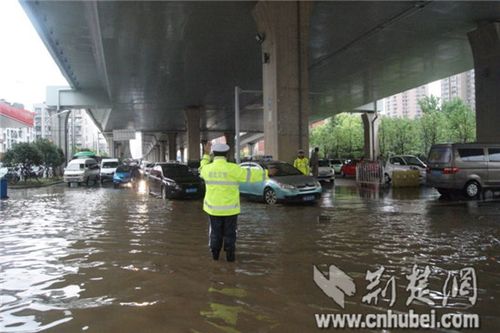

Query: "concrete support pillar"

xmin=168 ymin=133 xmax=177 ymax=161
xmin=224 ymin=132 xmax=235 ymax=161
xmin=253 ymin=1 xmax=312 ymax=163
xmin=104 ymin=134 xmax=115 ymax=158
xmin=179 ymin=146 xmax=185 ymax=162
xmin=159 ymin=141 xmax=166 ymax=162
xmin=184 ymin=107 xmax=201 ymax=162
xmin=361 ymin=113 xmax=380 ymax=161
xmin=468 ymin=22 xmax=500 ymax=142
xmin=53 ymin=112 xmax=70 ymax=162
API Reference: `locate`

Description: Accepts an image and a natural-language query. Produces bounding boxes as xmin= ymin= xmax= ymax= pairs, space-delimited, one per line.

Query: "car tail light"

xmin=443 ymin=167 xmax=459 ymax=174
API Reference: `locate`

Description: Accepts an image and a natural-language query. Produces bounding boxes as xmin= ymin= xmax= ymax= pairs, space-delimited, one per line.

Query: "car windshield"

xmin=67 ymin=163 xmax=84 ymax=171
xmin=403 ymin=156 xmax=424 ymax=167
xmin=116 ymin=165 xmax=131 ymax=173
xmin=264 ymin=162 xmax=302 ymax=177
xmin=318 ymin=160 xmax=330 ymax=167
xmin=102 ymin=162 xmax=119 ymax=168
xmin=428 ymin=147 xmax=452 ymax=163
xmin=161 ymin=164 xmax=191 ymax=177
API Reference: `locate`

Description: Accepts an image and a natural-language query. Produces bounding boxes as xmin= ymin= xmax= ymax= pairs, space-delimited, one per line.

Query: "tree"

xmin=34 ymin=139 xmax=65 ymax=170
xmin=418 ymin=95 xmax=445 ymax=154
xmin=442 ymin=98 xmax=475 ymax=143
xmin=2 ymin=142 xmax=43 ymax=170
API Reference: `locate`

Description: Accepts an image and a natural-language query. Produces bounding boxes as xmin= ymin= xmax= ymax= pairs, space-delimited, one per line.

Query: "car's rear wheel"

xmin=263 ymin=187 xmax=277 ymax=205
xmin=464 ymin=181 xmax=481 ymax=199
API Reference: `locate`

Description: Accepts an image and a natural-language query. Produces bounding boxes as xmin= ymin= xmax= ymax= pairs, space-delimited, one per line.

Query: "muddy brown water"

xmin=1 ymin=181 xmax=499 ymax=332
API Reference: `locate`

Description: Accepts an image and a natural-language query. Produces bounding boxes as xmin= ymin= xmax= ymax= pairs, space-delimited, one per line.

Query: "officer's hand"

xmin=203 ymin=142 xmax=212 ymax=155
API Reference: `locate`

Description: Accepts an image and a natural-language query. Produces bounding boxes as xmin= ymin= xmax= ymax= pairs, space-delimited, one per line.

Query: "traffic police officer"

xmin=293 ymin=149 xmax=310 ymax=175
xmin=199 ymin=142 xmax=267 ymax=262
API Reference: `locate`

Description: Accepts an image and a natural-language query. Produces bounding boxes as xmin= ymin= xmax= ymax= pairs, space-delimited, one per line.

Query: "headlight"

xmin=278 ymin=183 xmax=296 ymax=190
xmin=315 ymin=181 xmax=321 ymax=187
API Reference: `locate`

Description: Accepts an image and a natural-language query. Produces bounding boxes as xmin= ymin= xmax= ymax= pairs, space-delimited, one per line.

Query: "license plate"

xmin=431 ymin=170 xmax=442 ymax=176
xmin=302 ymin=195 xmax=315 ymax=201
xmin=186 ymin=188 xmax=197 ymax=193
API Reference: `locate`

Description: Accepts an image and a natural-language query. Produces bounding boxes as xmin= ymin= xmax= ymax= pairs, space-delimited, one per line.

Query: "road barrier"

xmin=391 ymin=170 xmax=420 ymax=187
xmin=356 ymin=161 xmax=384 ymax=185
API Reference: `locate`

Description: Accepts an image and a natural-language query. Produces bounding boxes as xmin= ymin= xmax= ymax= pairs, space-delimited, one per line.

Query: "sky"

xmin=0 ymin=0 xmax=68 ymax=111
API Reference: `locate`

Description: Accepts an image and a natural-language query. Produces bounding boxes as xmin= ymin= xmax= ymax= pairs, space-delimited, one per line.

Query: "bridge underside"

xmin=21 ymin=1 xmax=500 ymax=159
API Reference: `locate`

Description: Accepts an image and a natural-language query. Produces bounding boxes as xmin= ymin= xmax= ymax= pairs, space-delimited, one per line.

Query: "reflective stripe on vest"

xmin=204 ymin=180 xmax=239 ymax=186
xmin=204 ymin=201 xmax=239 ymax=210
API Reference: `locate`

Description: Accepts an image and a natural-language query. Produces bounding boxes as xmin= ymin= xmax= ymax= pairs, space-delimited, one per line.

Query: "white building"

xmin=384 ymin=84 xmax=429 ymax=119
xmin=441 ymin=69 xmax=475 ymax=111
xmin=0 ymin=101 xmax=34 ymax=157
xmin=33 ymin=103 xmax=54 ymax=141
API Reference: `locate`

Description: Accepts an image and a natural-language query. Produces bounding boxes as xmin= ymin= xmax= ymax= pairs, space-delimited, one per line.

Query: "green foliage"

xmin=310 ymin=113 xmax=364 ymax=158
xmin=2 ymin=142 xmax=43 ymax=167
xmin=34 ymin=139 xmax=65 ymax=168
xmin=442 ymin=98 xmax=475 ymax=143
xmin=310 ymin=96 xmax=476 ymax=159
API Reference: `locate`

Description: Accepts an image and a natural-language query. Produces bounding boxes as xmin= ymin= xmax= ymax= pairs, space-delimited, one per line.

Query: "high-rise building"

xmin=67 ymin=109 xmax=108 ymax=156
xmin=33 ymin=103 xmax=54 ymax=141
xmin=384 ymin=84 xmax=429 ymax=119
xmin=440 ymin=69 xmax=475 ymax=111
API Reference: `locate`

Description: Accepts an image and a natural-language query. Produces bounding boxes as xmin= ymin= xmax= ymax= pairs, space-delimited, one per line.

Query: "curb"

xmin=9 ymin=180 xmax=64 ymax=189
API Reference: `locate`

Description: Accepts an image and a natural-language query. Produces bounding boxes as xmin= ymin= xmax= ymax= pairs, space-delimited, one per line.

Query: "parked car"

xmin=100 ymin=158 xmax=120 ymax=183
xmin=426 ymin=143 xmax=500 ymax=199
xmin=147 ymin=162 xmax=204 ymax=199
xmin=239 ymin=160 xmax=322 ymax=204
xmin=329 ymin=159 xmax=344 ymax=174
xmin=340 ymin=160 xmax=358 ymax=177
xmin=384 ymin=155 xmax=427 ymax=184
xmin=317 ymin=159 xmax=335 ymax=182
xmin=113 ymin=164 xmax=140 ymax=188
xmin=63 ymin=158 xmax=100 ymax=186
xmin=140 ymin=161 xmax=155 ymax=177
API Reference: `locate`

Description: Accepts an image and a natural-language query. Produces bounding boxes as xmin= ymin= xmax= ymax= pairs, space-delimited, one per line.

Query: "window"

xmin=390 ymin=157 xmax=405 ymax=165
xmin=458 ymin=148 xmax=485 ymax=162
xmin=428 ymin=147 xmax=452 ymax=163
xmin=488 ymin=148 xmax=500 ymax=162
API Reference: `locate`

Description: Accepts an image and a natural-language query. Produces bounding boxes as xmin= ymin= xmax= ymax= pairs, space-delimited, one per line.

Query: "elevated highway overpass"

xmin=20 ymin=1 xmax=500 ymax=162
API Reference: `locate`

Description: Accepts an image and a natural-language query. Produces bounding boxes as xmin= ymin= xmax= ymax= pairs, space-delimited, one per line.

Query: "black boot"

xmin=212 ymin=250 xmax=220 ymax=261
xmin=226 ymin=251 xmax=235 ymax=262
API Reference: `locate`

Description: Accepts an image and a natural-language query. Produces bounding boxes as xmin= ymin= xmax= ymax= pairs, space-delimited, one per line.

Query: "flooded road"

xmin=1 ymin=181 xmax=499 ymax=332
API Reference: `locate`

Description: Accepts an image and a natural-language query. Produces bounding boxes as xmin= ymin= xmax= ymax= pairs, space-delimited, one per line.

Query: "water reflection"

xmin=1 ymin=184 xmax=499 ymax=332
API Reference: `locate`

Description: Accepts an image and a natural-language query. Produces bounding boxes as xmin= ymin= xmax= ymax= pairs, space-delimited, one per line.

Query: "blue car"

xmin=239 ymin=160 xmax=322 ymax=204
xmin=113 ymin=165 xmax=139 ymax=188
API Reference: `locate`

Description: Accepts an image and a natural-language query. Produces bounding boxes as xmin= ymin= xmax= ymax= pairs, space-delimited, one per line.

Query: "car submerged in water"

xmin=147 ymin=162 xmax=204 ymax=199
xmin=113 ymin=164 xmax=140 ymax=188
xmin=239 ymin=160 xmax=322 ymax=204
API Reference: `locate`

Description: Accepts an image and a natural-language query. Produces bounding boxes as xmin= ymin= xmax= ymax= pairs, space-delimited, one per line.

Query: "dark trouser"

xmin=208 ymin=214 xmax=238 ymax=260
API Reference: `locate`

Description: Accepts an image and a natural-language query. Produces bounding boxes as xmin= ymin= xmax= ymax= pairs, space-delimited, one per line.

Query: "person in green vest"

xmin=293 ymin=149 xmax=310 ymax=175
xmin=199 ymin=142 xmax=267 ymax=262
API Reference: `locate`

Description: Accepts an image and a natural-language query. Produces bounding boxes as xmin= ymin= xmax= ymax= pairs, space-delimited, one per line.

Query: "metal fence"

xmin=356 ymin=160 xmax=384 ymax=185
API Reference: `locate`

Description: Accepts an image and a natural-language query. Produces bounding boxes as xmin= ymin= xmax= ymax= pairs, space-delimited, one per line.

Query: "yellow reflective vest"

xmin=199 ymin=155 xmax=267 ymax=216
xmin=293 ymin=157 xmax=310 ymax=175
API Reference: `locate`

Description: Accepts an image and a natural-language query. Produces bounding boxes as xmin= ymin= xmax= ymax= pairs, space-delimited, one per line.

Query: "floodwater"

xmin=1 ymin=180 xmax=499 ymax=332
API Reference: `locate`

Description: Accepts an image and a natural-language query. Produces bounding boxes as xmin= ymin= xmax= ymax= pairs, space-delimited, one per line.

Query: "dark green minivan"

xmin=426 ymin=143 xmax=500 ymax=198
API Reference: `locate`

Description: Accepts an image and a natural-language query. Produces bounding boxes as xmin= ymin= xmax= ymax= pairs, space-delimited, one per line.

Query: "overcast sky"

xmin=0 ymin=0 xmax=68 ymax=111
